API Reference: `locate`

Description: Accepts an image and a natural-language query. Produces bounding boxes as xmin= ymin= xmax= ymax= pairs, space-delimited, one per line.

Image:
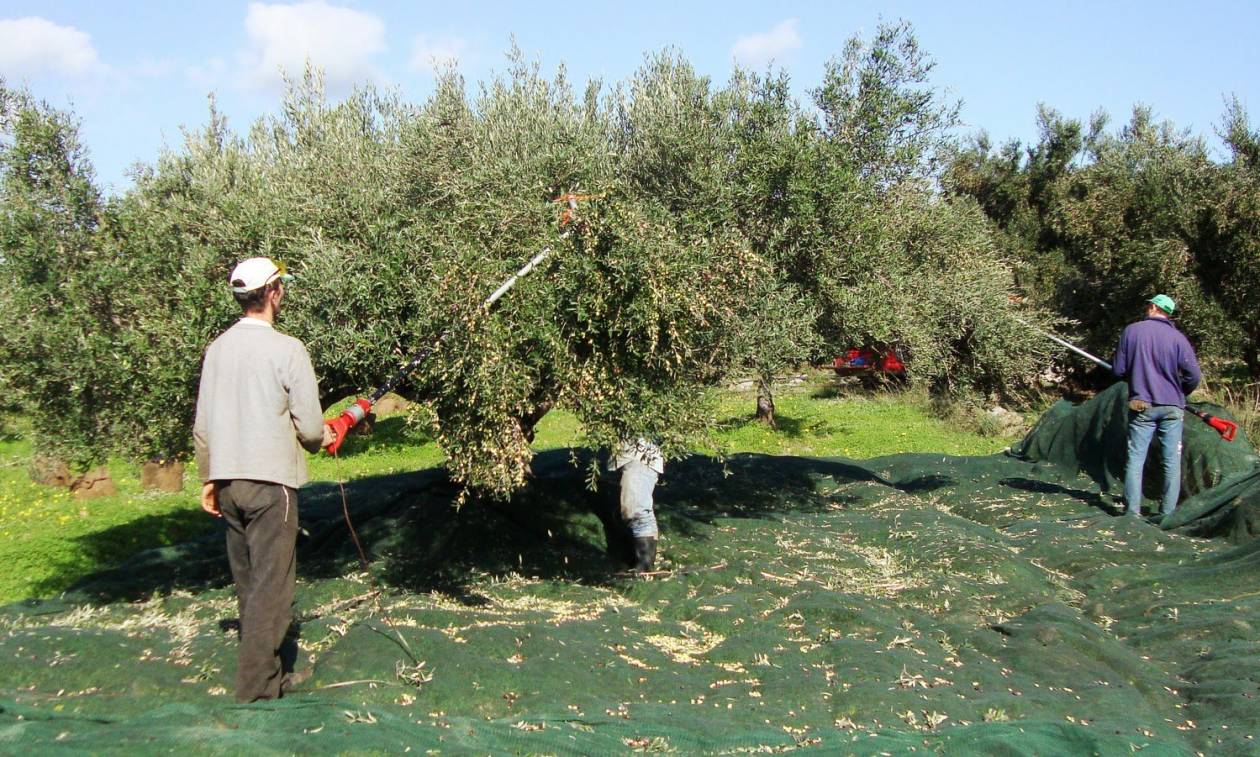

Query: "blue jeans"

xmin=1124 ymin=405 xmax=1183 ymax=516
xmin=618 ymin=459 xmax=659 ymax=538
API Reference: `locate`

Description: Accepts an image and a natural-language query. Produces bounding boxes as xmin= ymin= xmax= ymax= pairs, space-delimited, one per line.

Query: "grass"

xmin=0 ymin=434 xmax=208 ymax=605
xmin=708 ymin=375 xmax=1012 ymax=458
xmin=0 ymin=372 xmax=1012 ymax=605
xmin=1217 ymin=381 xmax=1260 ymax=444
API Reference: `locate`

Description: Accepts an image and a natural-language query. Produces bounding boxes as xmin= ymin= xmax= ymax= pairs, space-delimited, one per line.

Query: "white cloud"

xmin=731 ymin=19 xmax=802 ymax=68
xmin=0 ymin=17 xmax=103 ymax=78
xmin=409 ymin=33 xmax=467 ymax=72
xmin=240 ymin=1 xmax=386 ymax=92
xmin=128 ymin=58 xmax=180 ymax=80
xmin=186 ymin=57 xmax=230 ymax=91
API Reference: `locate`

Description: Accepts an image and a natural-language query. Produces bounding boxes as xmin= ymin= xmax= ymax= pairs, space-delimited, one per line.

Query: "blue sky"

xmin=2 ymin=1 xmax=1257 ymax=193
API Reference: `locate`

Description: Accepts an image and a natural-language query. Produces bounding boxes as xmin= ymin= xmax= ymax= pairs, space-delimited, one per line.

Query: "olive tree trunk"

xmin=755 ymin=372 xmax=776 ymax=428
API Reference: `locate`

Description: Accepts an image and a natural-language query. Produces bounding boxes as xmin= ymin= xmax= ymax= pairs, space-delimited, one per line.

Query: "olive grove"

xmin=1 ymin=24 xmax=1061 ymax=493
xmin=945 ymin=98 xmax=1260 ymax=378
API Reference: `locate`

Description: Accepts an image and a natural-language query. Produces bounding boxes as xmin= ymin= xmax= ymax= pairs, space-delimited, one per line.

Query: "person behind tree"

xmin=1112 ymin=294 xmax=1201 ymax=520
xmin=608 ymin=438 xmax=663 ymax=572
xmin=193 ymin=257 xmax=335 ymax=702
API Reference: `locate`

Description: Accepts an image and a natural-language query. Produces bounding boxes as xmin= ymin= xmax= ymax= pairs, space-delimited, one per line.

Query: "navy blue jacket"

xmin=1112 ymin=317 xmax=1201 ymax=407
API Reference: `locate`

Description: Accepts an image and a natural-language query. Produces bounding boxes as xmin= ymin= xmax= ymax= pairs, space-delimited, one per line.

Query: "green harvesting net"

xmin=2 ymin=382 xmax=1257 ymax=754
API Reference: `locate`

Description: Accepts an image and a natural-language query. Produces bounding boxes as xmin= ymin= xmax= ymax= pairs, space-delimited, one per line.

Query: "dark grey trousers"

xmin=219 ymin=480 xmax=298 ymax=703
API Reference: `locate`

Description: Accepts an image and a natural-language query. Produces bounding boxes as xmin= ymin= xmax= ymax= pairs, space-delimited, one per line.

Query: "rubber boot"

xmin=630 ymin=537 xmax=657 ymax=573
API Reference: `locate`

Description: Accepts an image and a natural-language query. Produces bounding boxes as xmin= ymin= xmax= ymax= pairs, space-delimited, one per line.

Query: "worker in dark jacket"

xmin=1112 ymin=294 xmax=1201 ymax=519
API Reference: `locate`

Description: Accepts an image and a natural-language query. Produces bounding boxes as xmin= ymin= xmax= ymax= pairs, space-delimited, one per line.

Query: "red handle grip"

xmin=325 ymin=398 xmax=372 ymax=455
xmin=1190 ymin=408 xmax=1239 ymax=442
xmin=1205 ymin=414 xmax=1238 ymax=442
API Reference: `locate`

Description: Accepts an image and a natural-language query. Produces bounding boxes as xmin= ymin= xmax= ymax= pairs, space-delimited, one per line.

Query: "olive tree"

xmin=945 ymin=104 xmax=1242 ymax=368
xmin=610 ymin=56 xmax=823 ymax=425
xmin=1202 ymin=99 xmax=1260 ymax=376
xmin=97 ymin=58 xmax=769 ymax=498
xmin=0 ymin=84 xmax=122 ymax=469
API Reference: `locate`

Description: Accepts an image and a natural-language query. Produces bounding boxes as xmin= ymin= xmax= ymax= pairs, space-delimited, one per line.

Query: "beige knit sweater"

xmin=193 ymin=318 xmax=325 ymax=488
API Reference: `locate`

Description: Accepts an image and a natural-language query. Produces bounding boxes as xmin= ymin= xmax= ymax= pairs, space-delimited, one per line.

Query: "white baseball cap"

xmin=229 ymin=257 xmax=293 ymax=293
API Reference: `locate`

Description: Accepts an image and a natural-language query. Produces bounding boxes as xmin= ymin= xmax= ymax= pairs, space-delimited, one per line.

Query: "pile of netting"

xmin=2 ymin=383 xmax=1257 ymax=754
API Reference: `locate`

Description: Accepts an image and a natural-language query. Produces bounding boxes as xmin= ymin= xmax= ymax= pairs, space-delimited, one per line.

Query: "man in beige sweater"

xmin=193 ymin=257 xmax=333 ymax=703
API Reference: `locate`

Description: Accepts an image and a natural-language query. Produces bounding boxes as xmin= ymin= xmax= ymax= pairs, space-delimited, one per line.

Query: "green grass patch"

xmin=0 ymin=434 xmax=206 ymax=604
xmin=707 ymin=376 xmax=1011 ymax=458
xmin=0 ymin=374 xmax=1012 ymax=604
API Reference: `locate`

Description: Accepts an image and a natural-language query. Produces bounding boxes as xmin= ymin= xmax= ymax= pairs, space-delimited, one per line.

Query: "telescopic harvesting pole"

xmin=1040 ymin=330 xmax=1114 ymax=372
xmin=324 ymin=194 xmax=583 ymax=455
xmin=1013 ymin=316 xmax=1114 ymax=370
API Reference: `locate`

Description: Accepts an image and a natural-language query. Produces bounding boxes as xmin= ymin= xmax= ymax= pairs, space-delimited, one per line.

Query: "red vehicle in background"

xmin=832 ymin=348 xmax=907 ymax=379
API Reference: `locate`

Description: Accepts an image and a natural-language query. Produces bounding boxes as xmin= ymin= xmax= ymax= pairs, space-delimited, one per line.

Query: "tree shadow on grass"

xmin=714 ymin=411 xmax=835 ymax=439
xmin=774 ymin=414 xmax=835 ymax=439
xmin=21 ymin=469 xmax=449 ymax=607
xmin=25 ymin=509 xmax=219 ymax=603
xmin=19 ymin=449 xmax=920 ymax=610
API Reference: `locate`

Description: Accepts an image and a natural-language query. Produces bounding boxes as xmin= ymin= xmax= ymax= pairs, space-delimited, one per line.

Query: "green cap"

xmin=1148 ymin=294 xmax=1176 ymax=315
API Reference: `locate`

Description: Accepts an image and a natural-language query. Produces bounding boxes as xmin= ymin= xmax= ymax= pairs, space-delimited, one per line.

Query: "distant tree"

xmin=813 ymin=19 xmax=961 ymax=188
xmin=0 ymin=83 xmax=119 ymax=470
xmin=1041 ymin=108 xmax=1215 ymax=350
xmin=945 ymin=104 xmax=1242 ymax=369
xmin=739 ymin=281 xmax=820 ymax=428
xmin=711 ymin=68 xmax=823 ymax=424
xmin=1202 ymin=98 xmax=1260 ymax=375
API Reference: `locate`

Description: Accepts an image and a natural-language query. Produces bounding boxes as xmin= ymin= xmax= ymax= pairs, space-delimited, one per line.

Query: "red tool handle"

xmin=1188 ymin=408 xmax=1238 ymax=442
xmin=326 ymin=398 xmax=372 ymax=455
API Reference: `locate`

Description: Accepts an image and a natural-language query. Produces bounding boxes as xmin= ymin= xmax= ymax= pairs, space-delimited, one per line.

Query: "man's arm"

xmin=288 ymin=342 xmax=327 ymax=453
xmin=1179 ymin=338 xmax=1202 ymax=397
xmin=193 ymin=383 xmax=211 ymax=481
xmin=1111 ymin=330 xmax=1129 ymax=379
xmin=193 ymin=357 xmax=219 ymax=517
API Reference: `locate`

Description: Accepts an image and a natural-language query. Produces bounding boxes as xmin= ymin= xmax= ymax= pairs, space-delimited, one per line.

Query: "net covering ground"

xmin=1 ymin=383 xmax=1258 ymax=754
